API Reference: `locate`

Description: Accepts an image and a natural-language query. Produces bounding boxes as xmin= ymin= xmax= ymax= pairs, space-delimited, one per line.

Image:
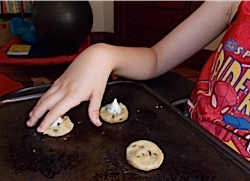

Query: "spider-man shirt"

xmin=185 ymin=1 xmax=250 ymax=161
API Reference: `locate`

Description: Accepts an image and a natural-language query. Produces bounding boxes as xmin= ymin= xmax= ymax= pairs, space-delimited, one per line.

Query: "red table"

xmin=0 ymin=36 xmax=91 ymax=87
xmin=0 ymin=36 xmax=90 ymax=66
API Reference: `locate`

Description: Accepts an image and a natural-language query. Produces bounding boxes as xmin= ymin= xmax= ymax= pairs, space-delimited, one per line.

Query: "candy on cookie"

xmin=43 ymin=116 xmax=74 ymax=137
xmin=100 ymin=98 xmax=129 ymax=124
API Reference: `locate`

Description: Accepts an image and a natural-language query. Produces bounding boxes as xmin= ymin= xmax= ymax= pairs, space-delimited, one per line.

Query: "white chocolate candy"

xmin=43 ymin=116 xmax=74 ymax=137
xmin=50 ymin=116 xmax=64 ymax=128
xmin=100 ymin=98 xmax=129 ymax=124
xmin=107 ymin=98 xmax=122 ymax=114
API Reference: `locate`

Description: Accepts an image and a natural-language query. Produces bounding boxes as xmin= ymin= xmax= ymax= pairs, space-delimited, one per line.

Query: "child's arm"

xmin=114 ymin=1 xmax=240 ymax=79
xmin=27 ymin=1 xmax=239 ymax=132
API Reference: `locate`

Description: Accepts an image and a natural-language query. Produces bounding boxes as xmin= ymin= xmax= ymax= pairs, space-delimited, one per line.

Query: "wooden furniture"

xmin=114 ymin=1 xmax=213 ymax=71
xmin=0 ymin=1 xmax=32 ymax=19
xmin=114 ymin=1 xmax=203 ymax=46
xmin=0 ymin=1 xmax=32 ymax=47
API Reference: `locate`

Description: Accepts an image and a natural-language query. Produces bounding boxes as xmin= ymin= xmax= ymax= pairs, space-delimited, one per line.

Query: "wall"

xmin=89 ymin=1 xmax=114 ymax=33
xmin=90 ymin=1 xmax=220 ymax=50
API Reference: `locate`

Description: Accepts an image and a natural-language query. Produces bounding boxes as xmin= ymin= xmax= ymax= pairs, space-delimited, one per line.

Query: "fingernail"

xmin=95 ymin=119 xmax=103 ymax=127
xmin=37 ymin=127 xmax=44 ymax=133
xmin=29 ymin=111 xmax=33 ymax=117
xmin=26 ymin=120 xmax=31 ymax=126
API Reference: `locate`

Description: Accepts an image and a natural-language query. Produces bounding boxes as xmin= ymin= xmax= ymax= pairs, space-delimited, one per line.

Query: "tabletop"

xmin=0 ymin=81 xmax=249 ymax=180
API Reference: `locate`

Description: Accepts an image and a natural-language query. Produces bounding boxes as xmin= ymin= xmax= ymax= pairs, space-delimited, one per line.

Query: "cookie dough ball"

xmin=126 ymin=140 xmax=164 ymax=171
xmin=100 ymin=98 xmax=129 ymax=124
xmin=43 ymin=116 xmax=74 ymax=137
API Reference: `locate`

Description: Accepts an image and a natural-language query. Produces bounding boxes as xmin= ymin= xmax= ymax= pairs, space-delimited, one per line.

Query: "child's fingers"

xmin=36 ymin=93 xmax=82 ymax=132
xmin=26 ymin=87 xmax=64 ymax=127
xmin=88 ymin=91 xmax=103 ymax=127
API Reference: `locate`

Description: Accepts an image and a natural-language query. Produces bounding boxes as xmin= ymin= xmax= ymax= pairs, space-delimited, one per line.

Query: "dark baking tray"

xmin=0 ymin=81 xmax=249 ymax=181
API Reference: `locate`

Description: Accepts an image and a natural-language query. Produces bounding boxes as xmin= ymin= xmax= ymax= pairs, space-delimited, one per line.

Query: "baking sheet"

xmin=0 ymin=81 xmax=249 ymax=180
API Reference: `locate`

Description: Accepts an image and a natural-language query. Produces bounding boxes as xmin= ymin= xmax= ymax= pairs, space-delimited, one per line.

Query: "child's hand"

xmin=26 ymin=44 xmax=114 ymax=132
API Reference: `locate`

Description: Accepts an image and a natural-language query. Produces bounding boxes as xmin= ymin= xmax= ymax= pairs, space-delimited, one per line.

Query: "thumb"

xmin=88 ymin=92 xmax=103 ymax=127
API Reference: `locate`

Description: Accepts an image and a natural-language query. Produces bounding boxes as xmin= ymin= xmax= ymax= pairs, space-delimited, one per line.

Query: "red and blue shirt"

xmin=186 ymin=1 xmax=250 ymax=161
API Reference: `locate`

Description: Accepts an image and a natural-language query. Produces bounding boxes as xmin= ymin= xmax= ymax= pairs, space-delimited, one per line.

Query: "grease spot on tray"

xmin=4 ymin=140 xmax=86 ymax=178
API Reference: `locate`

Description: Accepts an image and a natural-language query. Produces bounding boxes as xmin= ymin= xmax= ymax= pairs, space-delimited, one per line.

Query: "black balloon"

xmin=32 ymin=1 xmax=93 ymax=47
